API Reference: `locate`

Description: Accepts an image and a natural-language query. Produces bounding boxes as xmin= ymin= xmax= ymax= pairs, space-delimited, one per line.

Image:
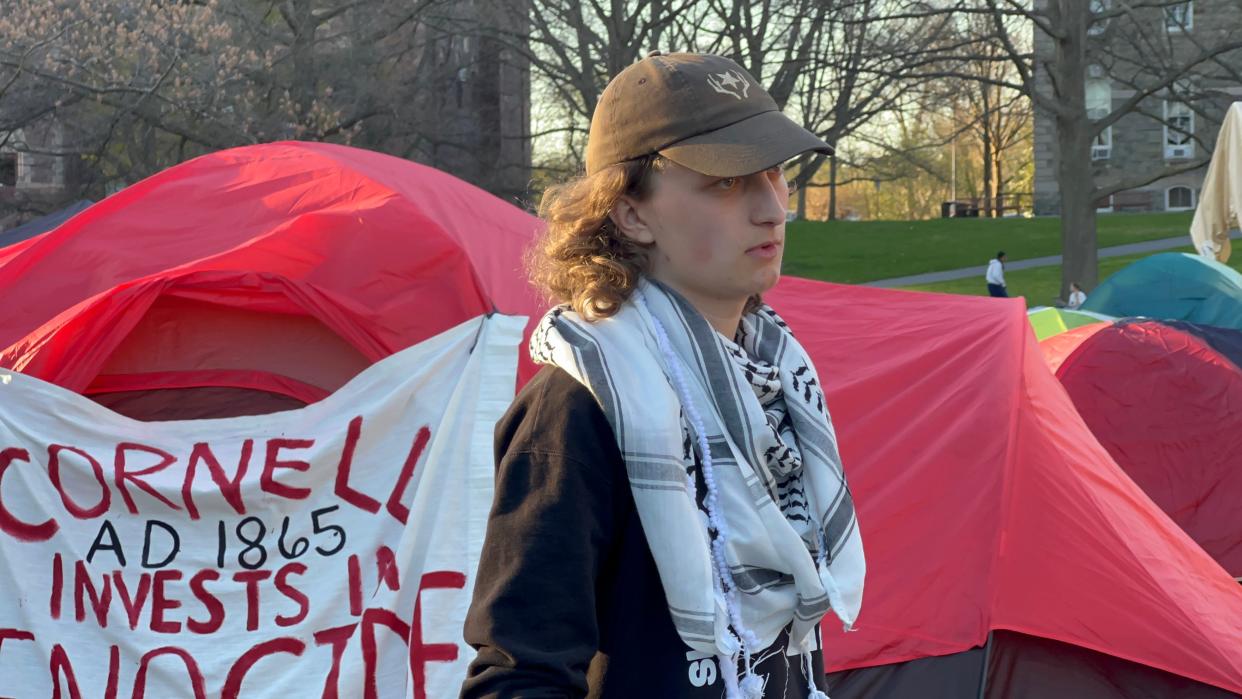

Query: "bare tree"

xmin=919 ymin=0 xmax=1242 ymax=293
xmin=0 ymin=0 xmax=246 ymax=192
xmin=0 ymin=0 xmax=534 ymax=213
xmin=692 ymin=0 xmax=902 ymax=218
xmin=958 ymin=13 xmax=1032 ymax=217
xmin=497 ymin=0 xmax=688 ymax=171
xmin=671 ymin=0 xmax=959 ymax=223
xmin=512 ymin=0 xmax=954 ymax=221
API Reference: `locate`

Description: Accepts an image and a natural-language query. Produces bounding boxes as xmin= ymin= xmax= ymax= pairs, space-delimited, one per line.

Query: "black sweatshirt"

xmin=460 ymin=366 xmax=828 ymax=699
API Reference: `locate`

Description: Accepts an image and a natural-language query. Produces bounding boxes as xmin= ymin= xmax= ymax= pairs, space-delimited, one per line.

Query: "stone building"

xmin=396 ymin=0 xmax=532 ymax=204
xmin=1033 ymin=0 xmax=1242 ymax=215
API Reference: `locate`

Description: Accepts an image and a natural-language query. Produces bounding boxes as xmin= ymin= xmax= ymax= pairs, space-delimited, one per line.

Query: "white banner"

xmin=0 ymin=314 xmax=524 ymax=699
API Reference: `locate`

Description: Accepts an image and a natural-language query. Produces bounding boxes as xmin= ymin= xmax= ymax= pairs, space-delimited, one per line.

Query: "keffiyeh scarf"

xmin=531 ymin=279 xmax=864 ymax=697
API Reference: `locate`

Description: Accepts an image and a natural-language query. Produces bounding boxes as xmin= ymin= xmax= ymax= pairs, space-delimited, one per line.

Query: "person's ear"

xmin=609 ymin=195 xmax=656 ymax=245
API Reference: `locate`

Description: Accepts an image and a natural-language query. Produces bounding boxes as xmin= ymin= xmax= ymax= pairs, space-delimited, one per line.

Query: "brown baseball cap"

xmin=585 ymin=51 xmax=832 ymax=177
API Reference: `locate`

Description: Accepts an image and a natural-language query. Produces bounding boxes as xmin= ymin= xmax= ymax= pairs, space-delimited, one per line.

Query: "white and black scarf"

xmin=531 ymin=279 xmax=864 ymax=693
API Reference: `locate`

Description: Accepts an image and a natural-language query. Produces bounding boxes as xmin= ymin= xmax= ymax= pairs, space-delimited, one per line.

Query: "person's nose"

xmin=751 ymin=173 xmax=788 ymax=227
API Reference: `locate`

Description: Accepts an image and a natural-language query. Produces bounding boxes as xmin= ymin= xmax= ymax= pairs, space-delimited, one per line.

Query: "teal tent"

xmin=1082 ymin=252 xmax=1242 ymax=330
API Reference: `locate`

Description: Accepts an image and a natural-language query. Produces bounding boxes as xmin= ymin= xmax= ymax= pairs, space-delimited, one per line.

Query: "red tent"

xmin=0 ymin=141 xmax=544 ymax=419
xmin=2 ymin=143 xmax=1239 ymax=696
xmin=1039 ymin=319 xmax=1242 ymax=579
xmin=766 ymin=280 xmax=1242 ymax=698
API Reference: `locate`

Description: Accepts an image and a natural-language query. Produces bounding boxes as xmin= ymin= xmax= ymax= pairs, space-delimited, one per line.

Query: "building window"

xmin=1166 ymin=1 xmax=1192 ymax=32
xmin=1166 ymin=186 xmax=1195 ymax=211
xmin=1164 ymin=101 xmax=1194 ymax=159
xmin=1087 ymin=78 xmax=1112 ymax=160
xmin=1093 ymin=128 xmax=1113 ymax=161
xmin=0 ymin=153 xmax=15 ymax=187
xmin=1089 ymin=0 xmax=1110 ymax=35
xmin=1096 ymin=194 xmax=1114 ymax=213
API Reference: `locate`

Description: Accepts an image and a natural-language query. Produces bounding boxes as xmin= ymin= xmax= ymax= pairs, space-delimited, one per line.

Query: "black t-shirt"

xmin=460 ymin=366 xmax=828 ymax=698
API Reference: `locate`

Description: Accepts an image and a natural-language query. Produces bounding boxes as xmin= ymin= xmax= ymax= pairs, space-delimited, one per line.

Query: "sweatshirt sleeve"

xmin=459 ymin=368 xmax=625 ymax=699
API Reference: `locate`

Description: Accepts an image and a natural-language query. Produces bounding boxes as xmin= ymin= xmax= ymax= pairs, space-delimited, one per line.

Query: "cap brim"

xmin=658 ymin=110 xmax=832 ymax=177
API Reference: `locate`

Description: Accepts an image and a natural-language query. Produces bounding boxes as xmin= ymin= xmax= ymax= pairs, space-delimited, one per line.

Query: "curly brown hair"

xmin=528 ymin=155 xmax=761 ymax=321
xmin=527 ymin=155 xmax=663 ymax=321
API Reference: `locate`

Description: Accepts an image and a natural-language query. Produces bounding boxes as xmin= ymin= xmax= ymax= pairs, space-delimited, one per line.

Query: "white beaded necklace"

xmin=642 ymin=295 xmax=763 ymax=699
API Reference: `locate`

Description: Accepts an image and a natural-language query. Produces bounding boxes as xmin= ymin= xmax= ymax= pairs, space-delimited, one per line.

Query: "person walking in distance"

xmin=460 ymin=51 xmax=865 ymax=699
xmin=986 ymin=251 xmax=1008 ymax=298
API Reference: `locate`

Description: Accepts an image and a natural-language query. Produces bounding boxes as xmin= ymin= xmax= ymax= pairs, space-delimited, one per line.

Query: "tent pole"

xmin=976 ymin=630 xmax=994 ymax=699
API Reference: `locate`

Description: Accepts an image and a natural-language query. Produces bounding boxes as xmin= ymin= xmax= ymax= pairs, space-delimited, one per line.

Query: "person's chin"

xmin=754 ymin=265 xmax=781 ymax=292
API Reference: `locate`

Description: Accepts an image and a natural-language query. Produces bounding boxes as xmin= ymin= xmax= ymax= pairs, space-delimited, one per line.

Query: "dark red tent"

xmin=1040 ymin=318 xmax=1242 ymax=580
xmin=1 ymin=143 xmax=1238 ymax=696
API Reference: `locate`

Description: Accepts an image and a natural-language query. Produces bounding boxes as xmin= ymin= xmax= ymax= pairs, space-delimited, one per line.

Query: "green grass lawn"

xmin=901 ymin=245 xmax=1242 ymax=304
xmin=782 ymin=212 xmax=1195 ymax=284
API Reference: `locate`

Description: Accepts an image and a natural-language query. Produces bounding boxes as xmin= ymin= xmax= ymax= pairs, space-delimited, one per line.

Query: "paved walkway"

xmin=863 ymin=231 xmax=1240 ymax=288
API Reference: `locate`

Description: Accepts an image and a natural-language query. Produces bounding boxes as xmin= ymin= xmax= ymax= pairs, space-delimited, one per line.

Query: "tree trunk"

xmin=827 ymin=151 xmax=838 ymax=221
xmin=796 ymin=178 xmax=807 ymax=220
xmin=995 ymin=150 xmax=1005 ymax=218
xmin=982 ymin=129 xmax=994 ymax=218
xmin=981 ymin=83 xmax=995 ymax=218
xmin=1058 ymin=151 xmax=1098 ymax=295
xmin=1051 ymin=0 xmax=1097 ymax=296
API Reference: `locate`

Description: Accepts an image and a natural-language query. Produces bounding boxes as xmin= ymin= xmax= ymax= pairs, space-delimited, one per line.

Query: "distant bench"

xmin=1102 ymin=190 xmax=1154 ymax=212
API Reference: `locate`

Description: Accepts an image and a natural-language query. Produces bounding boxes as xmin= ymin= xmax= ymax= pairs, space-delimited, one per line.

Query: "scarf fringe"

xmin=801 ymin=648 xmax=831 ymax=699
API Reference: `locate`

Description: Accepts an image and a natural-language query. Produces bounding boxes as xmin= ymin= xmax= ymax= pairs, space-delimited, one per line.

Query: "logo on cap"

xmin=707 ymin=69 xmax=750 ymax=100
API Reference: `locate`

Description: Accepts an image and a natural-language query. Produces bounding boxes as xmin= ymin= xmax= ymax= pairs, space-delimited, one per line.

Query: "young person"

xmin=1066 ymin=282 xmax=1087 ymax=309
xmin=986 ymin=251 xmax=1008 ymax=298
xmin=460 ymin=52 xmax=865 ymax=699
